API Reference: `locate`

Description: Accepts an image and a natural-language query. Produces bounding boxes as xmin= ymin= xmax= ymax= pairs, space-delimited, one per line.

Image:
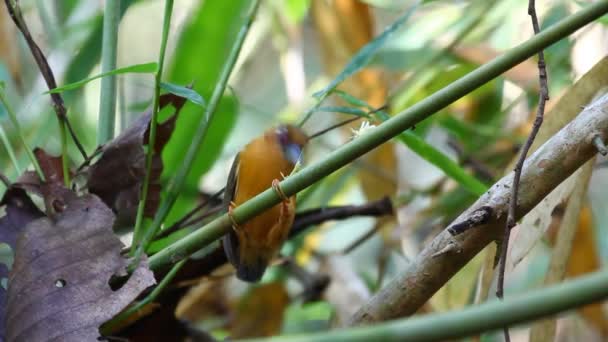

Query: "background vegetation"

xmin=0 ymin=0 xmax=607 ymax=341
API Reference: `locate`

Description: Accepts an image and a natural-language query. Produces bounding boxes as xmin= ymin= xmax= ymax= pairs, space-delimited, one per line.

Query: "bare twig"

xmin=75 ymin=145 xmax=104 ymax=173
xmin=291 ymin=197 xmax=393 ymax=236
xmin=0 ymin=172 xmax=10 ymax=187
xmin=447 ymin=139 xmax=496 ymax=182
xmin=154 ymin=198 xmax=394 ymax=282
xmin=3 ymin=0 xmax=88 ymax=160
xmin=497 ymin=3 xmax=549 ymax=340
xmin=154 ymin=189 xmax=225 ymax=240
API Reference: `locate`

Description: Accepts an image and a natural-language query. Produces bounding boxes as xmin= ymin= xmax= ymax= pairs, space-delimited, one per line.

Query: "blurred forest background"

xmin=1 ymin=0 xmax=608 ymax=341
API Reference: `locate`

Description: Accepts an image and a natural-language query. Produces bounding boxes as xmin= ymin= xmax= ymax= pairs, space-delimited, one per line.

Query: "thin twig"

xmin=3 ymin=0 xmax=88 ymax=160
xmin=154 ymin=188 xmax=225 ymax=240
xmin=76 ymin=145 xmax=104 ymax=173
xmin=130 ymin=0 xmax=175 ymax=253
xmin=153 ymin=199 xmax=394 ymax=281
xmin=0 ymin=171 xmax=10 ymax=187
xmin=290 ymin=197 xmax=393 ymax=236
xmin=497 ymin=1 xmax=550 ymax=340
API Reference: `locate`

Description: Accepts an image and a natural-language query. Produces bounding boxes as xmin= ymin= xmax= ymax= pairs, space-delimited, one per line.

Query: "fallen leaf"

xmin=33 ymin=148 xmax=65 ymax=186
xmin=0 ymin=187 xmax=45 ymax=340
xmin=88 ymin=93 xmax=186 ymax=227
xmin=5 ymin=192 xmax=155 ymax=341
xmin=0 ymin=187 xmax=44 ymax=251
xmin=230 ymin=282 xmax=290 ymax=338
xmin=175 ymin=278 xmax=229 ymax=323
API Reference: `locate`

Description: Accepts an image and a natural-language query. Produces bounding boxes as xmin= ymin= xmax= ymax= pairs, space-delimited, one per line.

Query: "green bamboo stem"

xmin=146 ymin=1 xmax=608 ymax=273
xmin=97 ymin=0 xmax=121 ymax=144
xmin=0 ymin=122 xmax=21 ymax=174
xmin=0 ymin=90 xmax=45 ymax=181
xmin=131 ymin=0 xmax=262 ymax=263
xmin=130 ymin=0 xmax=175 ymax=254
xmin=243 ymin=269 xmax=608 ymax=342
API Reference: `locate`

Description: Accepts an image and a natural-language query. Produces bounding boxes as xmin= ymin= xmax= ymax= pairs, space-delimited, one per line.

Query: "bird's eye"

xmin=276 ymin=126 xmax=289 ymax=146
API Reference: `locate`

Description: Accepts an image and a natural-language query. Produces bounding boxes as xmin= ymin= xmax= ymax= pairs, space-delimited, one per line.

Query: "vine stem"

xmin=497 ymin=1 xmax=550 ymax=340
xmin=130 ymin=0 xmax=175 ymax=254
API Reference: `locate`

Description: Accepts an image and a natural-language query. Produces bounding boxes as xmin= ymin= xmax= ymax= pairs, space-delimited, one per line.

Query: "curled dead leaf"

xmin=88 ymin=93 xmax=187 ymax=227
xmin=4 ymin=192 xmax=155 ymax=341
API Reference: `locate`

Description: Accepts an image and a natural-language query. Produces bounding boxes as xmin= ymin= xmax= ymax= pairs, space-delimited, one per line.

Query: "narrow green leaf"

xmin=160 ymin=82 xmax=206 ymax=107
xmin=333 ymin=89 xmax=373 ymax=109
xmin=47 ymin=62 xmax=158 ymax=94
xmin=339 ymin=89 xmax=489 ymax=196
xmin=314 ymin=106 xmax=369 ymax=117
xmin=312 ymin=3 xmax=418 ymax=100
xmin=397 ymin=131 xmax=488 ymax=196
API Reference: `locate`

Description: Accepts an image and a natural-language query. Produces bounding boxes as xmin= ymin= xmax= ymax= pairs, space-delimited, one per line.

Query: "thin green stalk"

xmin=131 ymin=0 xmax=261 ymax=262
xmin=0 ymin=90 xmax=44 ymax=181
xmin=0 ymin=122 xmax=21 ymax=174
xmin=101 ymin=259 xmax=186 ymax=334
xmin=97 ymin=0 xmax=121 ymax=144
xmin=244 ymin=269 xmax=608 ymax=342
xmin=146 ymin=0 xmax=608 ymax=273
xmin=58 ymin=118 xmax=70 ymax=186
xmin=130 ymin=0 xmax=175 ymax=253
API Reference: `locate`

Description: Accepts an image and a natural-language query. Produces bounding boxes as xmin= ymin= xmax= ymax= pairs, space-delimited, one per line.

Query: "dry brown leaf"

xmin=175 ymin=278 xmax=229 ymax=323
xmin=230 ymin=282 xmax=290 ymax=339
xmin=452 ymin=44 xmax=539 ymax=90
xmin=5 ymin=192 xmax=155 ymax=341
xmin=0 ymin=187 xmax=45 ymax=338
xmin=88 ymin=93 xmax=186 ymax=227
xmin=529 ymin=160 xmax=595 ymax=342
xmin=0 ymin=7 xmax=20 ymax=84
xmin=565 ymin=206 xmax=607 ymax=336
xmin=0 ymin=187 xmax=44 ymax=251
xmin=311 ymin=0 xmax=396 ymax=214
xmin=33 ymin=148 xmax=65 ymax=186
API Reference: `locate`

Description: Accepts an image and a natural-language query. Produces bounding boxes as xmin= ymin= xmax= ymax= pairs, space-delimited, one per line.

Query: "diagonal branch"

xmin=349 ymin=93 xmax=608 ymax=325
xmin=146 ymin=1 xmax=608 ymax=274
xmin=3 ymin=0 xmax=87 ymax=159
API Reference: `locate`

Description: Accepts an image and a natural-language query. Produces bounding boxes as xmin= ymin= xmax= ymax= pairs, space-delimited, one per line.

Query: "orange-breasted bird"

xmin=223 ymin=125 xmax=308 ymax=282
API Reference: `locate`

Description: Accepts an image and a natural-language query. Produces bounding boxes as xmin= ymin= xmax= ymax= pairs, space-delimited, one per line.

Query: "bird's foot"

xmin=272 ymin=179 xmax=289 ymax=202
xmin=228 ymin=201 xmax=241 ymax=232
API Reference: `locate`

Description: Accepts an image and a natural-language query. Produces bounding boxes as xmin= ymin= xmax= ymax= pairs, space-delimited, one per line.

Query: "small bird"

xmin=223 ymin=125 xmax=308 ymax=282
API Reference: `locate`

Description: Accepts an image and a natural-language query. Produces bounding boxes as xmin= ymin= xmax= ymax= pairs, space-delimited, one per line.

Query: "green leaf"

xmin=397 ymin=130 xmax=488 ymax=196
xmin=338 ymin=89 xmax=489 ymax=196
xmin=314 ymin=106 xmax=369 ymax=117
xmin=282 ymin=301 xmax=333 ymax=334
xmin=161 ymin=0 xmax=248 ymax=225
xmin=333 ymin=89 xmax=373 ymax=109
xmin=47 ymin=62 xmax=158 ymax=94
xmin=312 ymin=3 xmax=418 ymax=100
xmin=160 ymin=82 xmax=206 ymax=107
xmin=62 ymin=0 xmax=136 ymax=95
xmin=284 ymin=0 xmax=311 ymax=24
